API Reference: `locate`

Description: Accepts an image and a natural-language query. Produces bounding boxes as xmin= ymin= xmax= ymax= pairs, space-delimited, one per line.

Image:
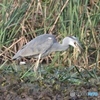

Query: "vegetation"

xmin=0 ymin=0 xmax=100 ymax=99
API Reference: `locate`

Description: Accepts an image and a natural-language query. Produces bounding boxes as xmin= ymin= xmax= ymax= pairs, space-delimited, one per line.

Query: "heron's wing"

xmin=28 ymin=36 xmax=56 ymax=56
xmin=12 ymin=35 xmax=56 ymax=59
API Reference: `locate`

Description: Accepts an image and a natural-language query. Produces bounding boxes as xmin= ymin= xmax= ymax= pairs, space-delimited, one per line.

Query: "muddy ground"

xmin=0 ymin=65 xmax=100 ymax=100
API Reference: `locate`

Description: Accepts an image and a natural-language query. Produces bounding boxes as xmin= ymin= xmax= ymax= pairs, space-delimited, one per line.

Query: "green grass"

xmin=0 ymin=63 xmax=100 ymax=86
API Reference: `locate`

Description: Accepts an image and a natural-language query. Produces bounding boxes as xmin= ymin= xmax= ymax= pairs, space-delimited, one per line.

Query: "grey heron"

xmin=12 ymin=34 xmax=82 ymax=72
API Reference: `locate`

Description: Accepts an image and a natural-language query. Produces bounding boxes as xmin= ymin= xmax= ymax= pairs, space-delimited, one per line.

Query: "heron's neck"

xmin=51 ymin=42 xmax=69 ymax=52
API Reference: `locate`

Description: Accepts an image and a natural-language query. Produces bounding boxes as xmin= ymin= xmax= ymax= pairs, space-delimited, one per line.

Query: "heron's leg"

xmin=34 ymin=54 xmax=42 ymax=72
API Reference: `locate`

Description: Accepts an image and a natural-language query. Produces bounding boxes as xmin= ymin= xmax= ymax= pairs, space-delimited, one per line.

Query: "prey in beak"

xmin=74 ymin=41 xmax=82 ymax=53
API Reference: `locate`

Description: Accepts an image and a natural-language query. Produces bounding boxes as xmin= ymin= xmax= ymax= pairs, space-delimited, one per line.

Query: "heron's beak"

xmin=75 ymin=42 xmax=82 ymax=53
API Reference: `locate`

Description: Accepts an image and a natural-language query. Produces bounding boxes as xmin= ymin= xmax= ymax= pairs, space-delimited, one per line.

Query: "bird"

xmin=12 ymin=34 xmax=82 ymax=72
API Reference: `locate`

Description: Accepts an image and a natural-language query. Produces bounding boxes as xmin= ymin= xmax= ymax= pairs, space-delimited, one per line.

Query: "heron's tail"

xmin=12 ymin=50 xmax=21 ymax=60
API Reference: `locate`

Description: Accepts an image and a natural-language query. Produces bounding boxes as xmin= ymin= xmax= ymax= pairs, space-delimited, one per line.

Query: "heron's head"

xmin=63 ymin=36 xmax=82 ymax=52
